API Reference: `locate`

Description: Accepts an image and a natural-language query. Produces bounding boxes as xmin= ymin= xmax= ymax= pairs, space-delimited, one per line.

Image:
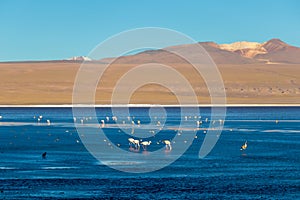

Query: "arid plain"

xmin=0 ymin=61 xmax=299 ymax=105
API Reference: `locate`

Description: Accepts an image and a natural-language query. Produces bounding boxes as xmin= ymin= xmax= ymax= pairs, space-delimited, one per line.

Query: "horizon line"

xmin=0 ymin=104 xmax=299 ymax=108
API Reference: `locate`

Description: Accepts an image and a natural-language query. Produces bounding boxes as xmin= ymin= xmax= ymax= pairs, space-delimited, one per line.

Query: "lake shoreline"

xmin=0 ymin=104 xmax=300 ymax=107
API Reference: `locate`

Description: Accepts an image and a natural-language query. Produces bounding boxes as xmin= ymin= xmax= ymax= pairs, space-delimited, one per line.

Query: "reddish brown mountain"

xmin=255 ymin=39 xmax=300 ymax=64
xmin=100 ymin=39 xmax=300 ymax=65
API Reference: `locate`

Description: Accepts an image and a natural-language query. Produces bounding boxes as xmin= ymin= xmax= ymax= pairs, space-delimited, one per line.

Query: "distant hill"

xmin=254 ymin=39 xmax=300 ymax=64
xmin=100 ymin=39 xmax=300 ymax=64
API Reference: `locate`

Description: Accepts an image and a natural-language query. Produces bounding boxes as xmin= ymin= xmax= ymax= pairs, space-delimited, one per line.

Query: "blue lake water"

xmin=0 ymin=107 xmax=299 ymax=199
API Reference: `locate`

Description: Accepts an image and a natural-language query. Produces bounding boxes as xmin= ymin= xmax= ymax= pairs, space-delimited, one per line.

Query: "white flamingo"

xmin=100 ymin=120 xmax=105 ymax=127
xmin=133 ymin=139 xmax=140 ymax=149
xmin=47 ymin=119 xmax=51 ymax=125
xmin=163 ymin=140 xmax=172 ymax=150
xmin=128 ymin=138 xmax=135 ymax=147
xmin=141 ymin=141 xmax=151 ymax=150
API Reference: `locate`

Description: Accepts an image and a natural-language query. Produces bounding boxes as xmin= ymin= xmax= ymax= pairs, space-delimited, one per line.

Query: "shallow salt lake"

xmin=0 ymin=107 xmax=299 ymax=199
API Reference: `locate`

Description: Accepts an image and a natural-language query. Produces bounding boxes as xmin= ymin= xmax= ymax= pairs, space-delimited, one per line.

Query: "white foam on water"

xmin=237 ymin=128 xmax=259 ymax=132
xmin=41 ymin=166 xmax=78 ymax=170
xmin=0 ymin=122 xmax=34 ymax=126
xmin=0 ymin=121 xmax=76 ymax=128
xmin=101 ymin=161 xmax=145 ymax=166
xmin=226 ymin=119 xmax=300 ymax=123
xmin=262 ymin=129 xmax=300 ymax=133
xmin=0 ymin=167 xmax=16 ymax=170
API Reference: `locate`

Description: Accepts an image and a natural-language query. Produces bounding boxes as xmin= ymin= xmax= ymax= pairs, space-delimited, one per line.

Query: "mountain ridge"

xmin=99 ymin=39 xmax=300 ymax=64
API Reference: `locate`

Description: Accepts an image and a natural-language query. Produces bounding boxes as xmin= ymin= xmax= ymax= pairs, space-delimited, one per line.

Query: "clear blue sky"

xmin=1 ymin=0 xmax=299 ymax=61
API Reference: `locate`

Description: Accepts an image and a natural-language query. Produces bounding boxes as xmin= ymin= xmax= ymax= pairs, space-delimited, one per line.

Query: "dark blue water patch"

xmin=0 ymin=177 xmax=299 ymax=199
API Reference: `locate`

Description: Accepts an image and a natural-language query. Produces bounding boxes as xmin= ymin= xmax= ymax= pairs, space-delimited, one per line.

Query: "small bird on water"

xmin=42 ymin=152 xmax=47 ymax=159
xmin=240 ymin=141 xmax=247 ymax=151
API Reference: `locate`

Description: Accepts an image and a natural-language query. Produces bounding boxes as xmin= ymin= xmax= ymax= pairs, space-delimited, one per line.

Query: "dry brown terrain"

xmin=0 ymin=61 xmax=299 ymax=105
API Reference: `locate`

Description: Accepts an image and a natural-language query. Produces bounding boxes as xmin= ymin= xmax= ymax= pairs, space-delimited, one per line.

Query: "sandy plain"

xmin=0 ymin=61 xmax=299 ymax=105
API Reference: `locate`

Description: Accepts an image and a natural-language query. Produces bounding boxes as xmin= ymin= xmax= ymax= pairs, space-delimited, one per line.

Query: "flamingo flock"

xmin=1 ymin=110 xmax=270 ymax=157
xmin=2 ymin=112 xmax=235 ymax=154
xmin=127 ymin=137 xmax=172 ymax=152
xmin=27 ymin=113 xmax=228 ymax=154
